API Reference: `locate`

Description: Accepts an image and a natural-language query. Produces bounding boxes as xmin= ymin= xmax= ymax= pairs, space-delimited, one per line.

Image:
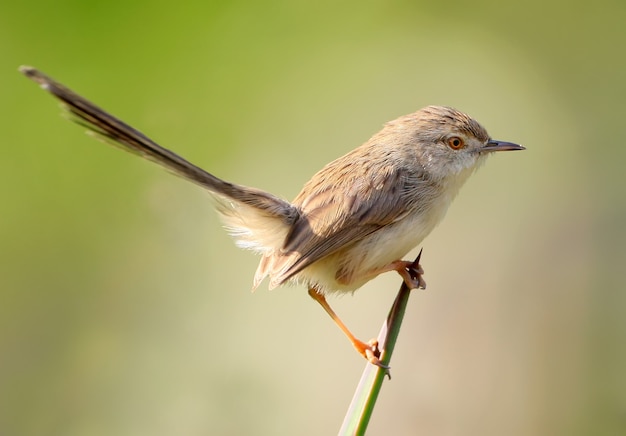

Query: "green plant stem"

xmin=338 ymin=250 xmax=422 ymax=435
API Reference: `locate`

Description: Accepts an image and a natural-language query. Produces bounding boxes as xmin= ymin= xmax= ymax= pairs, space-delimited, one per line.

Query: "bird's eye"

xmin=447 ymin=136 xmax=465 ymax=150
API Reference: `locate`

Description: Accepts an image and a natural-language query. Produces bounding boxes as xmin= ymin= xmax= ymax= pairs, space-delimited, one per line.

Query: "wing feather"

xmin=267 ymin=154 xmax=418 ymax=285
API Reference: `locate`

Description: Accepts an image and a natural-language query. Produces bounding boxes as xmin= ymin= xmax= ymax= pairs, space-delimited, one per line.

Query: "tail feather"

xmin=20 ymin=66 xmax=298 ymax=253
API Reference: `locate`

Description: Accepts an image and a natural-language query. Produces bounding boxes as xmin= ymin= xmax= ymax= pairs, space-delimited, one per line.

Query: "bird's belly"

xmin=298 ymin=197 xmax=451 ymax=294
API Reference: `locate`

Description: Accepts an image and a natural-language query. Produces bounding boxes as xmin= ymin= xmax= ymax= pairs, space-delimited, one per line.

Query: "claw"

xmin=407 ymin=265 xmax=426 ymax=289
xmin=407 ymin=248 xmax=426 ymax=289
xmin=358 ymin=338 xmax=391 ymax=377
xmin=359 ymin=339 xmax=389 ymax=369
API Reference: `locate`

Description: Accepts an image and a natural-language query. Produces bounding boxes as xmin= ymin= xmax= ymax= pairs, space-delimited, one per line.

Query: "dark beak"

xmin=482 ymin=139 xmax=525 ymax=152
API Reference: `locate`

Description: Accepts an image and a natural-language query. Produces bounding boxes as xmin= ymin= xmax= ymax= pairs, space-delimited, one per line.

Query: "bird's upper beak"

xmin=482 ymin=139 xmax=525 ymax=152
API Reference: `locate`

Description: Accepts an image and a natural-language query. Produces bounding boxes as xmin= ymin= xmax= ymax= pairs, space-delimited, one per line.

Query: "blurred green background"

xmin=1 ymin=1 xmax=624 ymax=435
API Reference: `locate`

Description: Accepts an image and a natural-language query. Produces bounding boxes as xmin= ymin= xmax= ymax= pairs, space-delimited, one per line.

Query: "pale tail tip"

xmin=19 ymin=65 xmax=36 ymax=76
xmin=18 ymin=65 xmax=51 ymax=90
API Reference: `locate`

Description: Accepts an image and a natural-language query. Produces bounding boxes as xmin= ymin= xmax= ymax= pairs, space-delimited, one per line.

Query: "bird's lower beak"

xmin=482 ymin=139 xmax=525 ymax=152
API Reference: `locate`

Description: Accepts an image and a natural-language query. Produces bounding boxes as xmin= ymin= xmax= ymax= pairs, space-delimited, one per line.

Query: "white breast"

xmin=293 ymin=164 xmax=477 ymax=294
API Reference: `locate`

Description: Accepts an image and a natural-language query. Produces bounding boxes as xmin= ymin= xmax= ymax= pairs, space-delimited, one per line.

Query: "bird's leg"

xmin=370 ymin=259 xmax=427 ymax=290
xmin=308 ymin=288 xmax=388 ymax=368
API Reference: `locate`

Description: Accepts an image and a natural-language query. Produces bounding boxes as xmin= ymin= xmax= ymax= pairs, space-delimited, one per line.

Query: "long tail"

xmin=20 ymin=66 xmax=298 ymax=253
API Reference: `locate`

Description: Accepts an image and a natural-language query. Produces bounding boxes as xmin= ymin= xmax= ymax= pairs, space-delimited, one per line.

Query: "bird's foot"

xmin=351 ymin=337 xmax=386 ymax=368
xmin=391 ymin=259 xmax=427 ymax=290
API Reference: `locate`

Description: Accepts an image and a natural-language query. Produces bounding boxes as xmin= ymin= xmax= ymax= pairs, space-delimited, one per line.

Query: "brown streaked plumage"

xmin=19 ymin=66 xmax=524 ymax=367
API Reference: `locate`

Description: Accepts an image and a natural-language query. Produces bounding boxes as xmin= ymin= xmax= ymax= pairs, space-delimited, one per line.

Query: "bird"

xmin=19 ymin=66 xmax=524 ymax=367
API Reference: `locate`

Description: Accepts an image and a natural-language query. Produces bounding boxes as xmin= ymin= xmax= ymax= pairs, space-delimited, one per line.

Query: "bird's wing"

xmin=269 ymin=161 xmax=419 ymax=285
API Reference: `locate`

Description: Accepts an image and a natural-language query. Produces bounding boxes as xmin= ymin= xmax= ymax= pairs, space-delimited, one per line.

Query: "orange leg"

xmin=308 ymin=288 xmax=387 ymax=368
xmin=373 ymin=259 xmax=426 ymax=290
